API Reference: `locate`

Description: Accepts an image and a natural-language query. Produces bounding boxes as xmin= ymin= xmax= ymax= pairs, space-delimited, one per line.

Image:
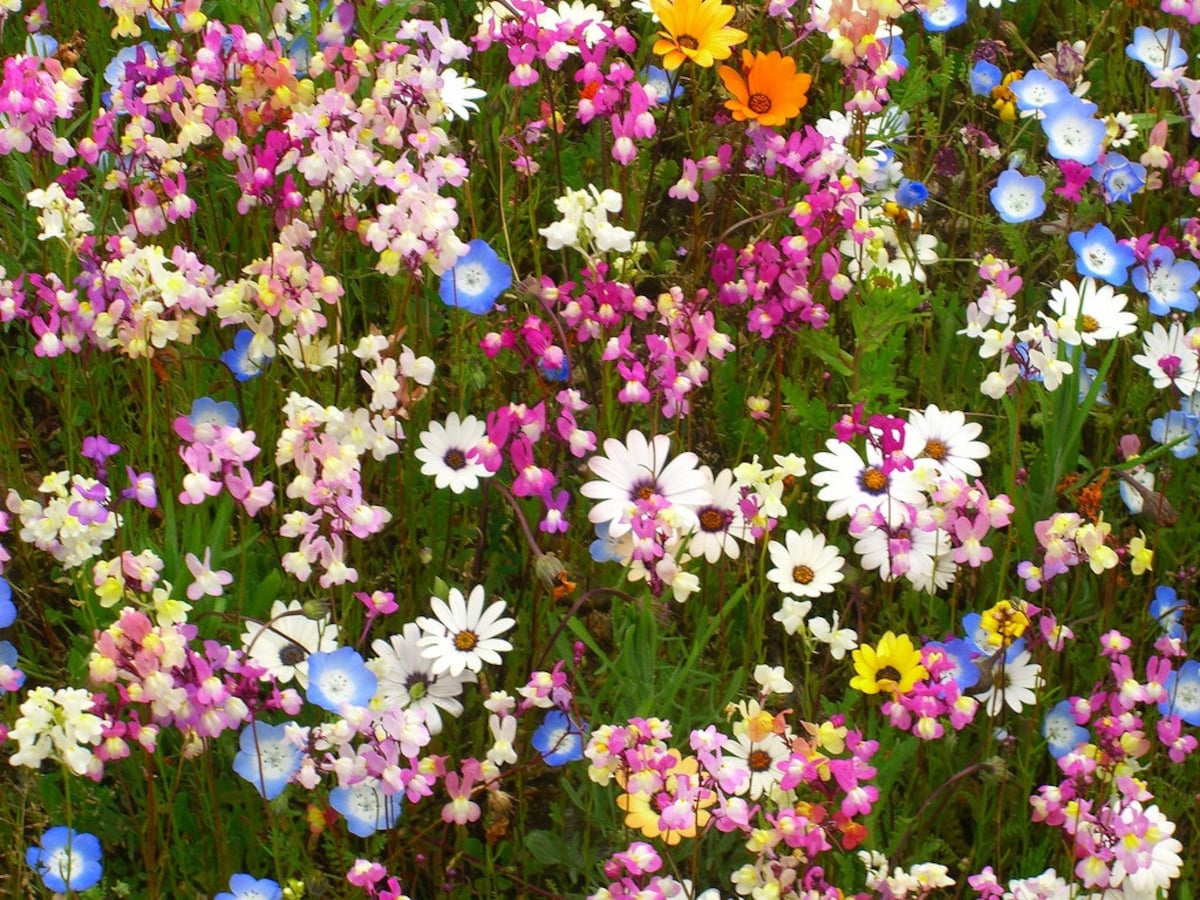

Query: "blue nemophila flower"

xmin=1094 ymin=153 xmax=1146 ymax=204
xmin=26 ymin=827 xmax=103 ymax=893
xmin=1039 ymin=97 xmax=1106 ymax=165
xmin=1126 ymin=26 xmax=1187 ymax=78
xmin=921 ymin=0 xmax=966 ymax=32
xmin=532 ymin=709 xmax=588 ymax=765
xmin=0 ymin=576 xmax=15 ymax=628
xmin=642 ymin=65 xmax=683 ymax=103
xmin=331 ymin=778 xmax=402 ymax=837
xmin=233 ymin=721 xmax=302 ymax=800
xmin=307 ymin=646 xmax=378 ymax=712
xmin=1149 ymin=410 xmax=1199 ymax=459
xmin=590 ymin=521 xmax=623 ymax=564
xmin=969 ymin=60 xmax=1002 ymax=96
xmin=926 ymin=638 xmax=980 ymax=690
xmin=1068 ymin=224 xmax=1135 ymax=286
xmin=0 ymin=640 xmax=24 ymax=695
xmin=883 ymin=36 xmax=907 ymax=69
xmin=1150 ymin=586 xmax=1188 ymax=641
xmin=895 ymin=178 xmax=929 ymax=209
xmin=1159 ymin=660 xmax=1200 ymax=726
xmin=1010 ymin=70 xmax=1070 ymax=114
xmin=215 ymin=873 xmax=283 ymax=900
xmin=1042 ymin=699 xmax=1089 ymax=759
xmin=221 ymin=329 xmax=270 ymax=381
xmin=1133 ymin=246 xmax=1200 ymax=316
xmin=439 ymin=239 xmax=513 ymax=315
xmin=990 ymin=170 xmax=1045 ymax=224
xmin=188 ymin=396 xmax=240 ymax=429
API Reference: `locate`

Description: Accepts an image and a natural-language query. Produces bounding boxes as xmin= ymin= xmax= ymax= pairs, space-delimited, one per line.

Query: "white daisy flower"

xmin=416 ymin=585 xmax=515 ymax=677
xmin=436 ymin=68 xmax=486 ymax=122
xmin=580 ymin=430 xmax=711 ymax=537
xmin=810 ymin=438 xmax=924 ymax=520
xmin=724 ymin=731 xmax=789 ymax=800
xmin=414 ymin=412 xmax=493 ymax=494
xmin=687 ymin=466 xmax=749 ymax=563
xmin=766 ymin=528 xmax=845 ymax=597
xmin=1131 ymin=322 xmax=1200 ymax=394
xmin=1044 ymin=278 xmax=1137 ymax=347
xmin=974 ymin=648 xmax=1042 ymax=715
xmin=370 ymin=623 xmax=475 ymax=735
xmin=903 ymin=405 xmax=990 ymax=480
xmin=241 ymin=599 xmax=340 ymax=689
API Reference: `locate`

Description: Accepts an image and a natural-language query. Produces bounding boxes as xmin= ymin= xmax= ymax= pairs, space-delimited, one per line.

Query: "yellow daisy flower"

xmin=650 ymin=0 xmax=748 ymax=71
xmin=849 ymin=631 xmax=927 ymax=697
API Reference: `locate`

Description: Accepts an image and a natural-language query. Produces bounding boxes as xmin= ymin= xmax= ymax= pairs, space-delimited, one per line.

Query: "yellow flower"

xmin=979 ymin=599 xmax=1030 ymax=649
xmin=1128 ymin=531 xmax=1153 ymax=576
xmin=614 ymin=750 xmax=712 ymax=844
xmin=849 ymin=631 xmax=927 ymax=697
xmin=650 ymin=0 xmax=747 ymax=70
xmin=991 ymin=71 xmax=1022 ymax=122
xmin=719 ymin=50 xmax=812 ymax=127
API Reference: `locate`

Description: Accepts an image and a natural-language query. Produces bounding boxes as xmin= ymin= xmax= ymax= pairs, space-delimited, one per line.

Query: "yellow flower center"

xmin=923 ymin=439 xmax=948 ymax=461
xmin=1080 ymin=314 xmax=1099 ymax=333
xmin=454 ymin=630 xmax=478 ymax=651
xmin=862 ymin=467 xmax=888 ymax=492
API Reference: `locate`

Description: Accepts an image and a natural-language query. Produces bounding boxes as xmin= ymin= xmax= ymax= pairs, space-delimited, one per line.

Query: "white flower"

xmin=772 ymin=597 xmax=813 ymax=635
xmin=279 ymin=332 xmax=343 ymax=371
xmin=724 ymin=731 xmax=789 ymax=799
xmin=903 ymin=405 xmax=990 ymax=479
xmin=1131 ymin=322 xmax=1200 ymax=394
xmin=414 ymin=411 xmax=493 ymax=493
xmin=370 ymin=623 xmax=475 ymax=735
xmin=753 ymin=664 xmax=793 ymax=696
xmin=810 ymin=438 xmax=924 ymax=520
xmin=974 ymin=648 xmax=1042 ymax=715
xmin=808 ymin=613 xmax=858 ymax=660
xmin=687 ymin=467 xmax=749 ymax=563
xmin=580 ymin=430 xmax=711 ymax=538
xmin=1044 ymin=278 xmax=1137 ymax=347
xmin=436 ymin=68 xmax=486 ymax=121
xmin=416 ymin=585 xmax=515 ymax=677
xmin=766 ymin=528 xmax=845 ymax=597
xmin=242 ymin=599 xmax=339 ymax=689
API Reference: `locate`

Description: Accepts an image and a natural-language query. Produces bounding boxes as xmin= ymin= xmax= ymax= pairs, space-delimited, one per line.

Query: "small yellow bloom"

xmin=1128 ymin=532 xmax=1153 ymax=575
xmin=980 ymin=599 xmax=1030 ymax=649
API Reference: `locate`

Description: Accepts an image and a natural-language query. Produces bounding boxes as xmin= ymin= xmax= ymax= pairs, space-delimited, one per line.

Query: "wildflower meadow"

xmin=3 ymin=0 xmax=1200 ymax=897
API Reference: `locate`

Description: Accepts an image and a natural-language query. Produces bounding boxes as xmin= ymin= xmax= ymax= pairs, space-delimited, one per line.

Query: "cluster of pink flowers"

xmin=882 ymin=644 xmax=980 ymax=741
xmin=0 ymin=51 xmax=84 ymax=160
xmin=174 ymin=409 xmax=274 ymax=516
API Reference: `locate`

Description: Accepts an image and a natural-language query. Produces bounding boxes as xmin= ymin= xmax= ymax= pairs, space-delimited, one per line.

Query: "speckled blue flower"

xmin=532 ymin=709 xmax=588 ymax=766
xmin=1042 ymin=699 xmax=1089 ymax=758
xmin=26 ymin=827 xmax=103 ymax=893
xmin=439 ymin=239 xmax=513 ymax=315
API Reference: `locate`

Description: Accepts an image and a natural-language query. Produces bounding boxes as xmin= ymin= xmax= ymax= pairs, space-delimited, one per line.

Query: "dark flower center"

xmin=444 ymin=448 xmax=467 ymax=470
xmin=678 ymin=34 xmax=699 ymax=50
xmin=279 ymin=643 xmax=307 ymax=666
xmin=877 ymin=665 xmax=902 ymax=686
xmin=699 ymin=508 xmax=729 ymax=533
xmin=748 ymin=749 xmax=772 ymax=771
xmin=749 ymin=93 xmax=772 ymax=114
xmin=454 ymin=630 xmax=478 ymax=651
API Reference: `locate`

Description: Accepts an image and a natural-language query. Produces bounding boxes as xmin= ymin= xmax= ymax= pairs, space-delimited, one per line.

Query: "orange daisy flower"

xmin=718 ymin=50 xmax=813 ymax=127
xmin=650 ymin=0 xmax=748 ymax=71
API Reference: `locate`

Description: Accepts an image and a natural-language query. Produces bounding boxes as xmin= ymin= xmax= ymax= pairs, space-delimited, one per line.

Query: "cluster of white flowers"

xmin=27 ymin=183 xmax=94 ymax=245
xmin=538 ymin=185 xmax=637 ymax=260
xmin=859 ymin=851 xmax=955 ymax=897
xmin=9 ymin=685 xmax=104 ymax=776
xmin=6 ymin=473 xmax=121 ymax=570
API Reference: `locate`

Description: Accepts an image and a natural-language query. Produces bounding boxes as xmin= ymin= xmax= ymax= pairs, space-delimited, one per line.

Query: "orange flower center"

xmin=923 ymin=439 xmax=947 ymax=461
xmin=862 ymin=467 xmax=888 ymax=492
xmin=678 ymin=34 xmax=699 ymax=50
xmin=1081 ymin=314 xmax=1099 ymax=333
xmin=749 ymin=92 xmax=772 ymax=114
xmin=792 ymin=565 xmax=814 ymax=584
xmin=454 ymin=630 xmax=478 ymax=651
xmin=699 ymin=509 xmax=726 ymax=532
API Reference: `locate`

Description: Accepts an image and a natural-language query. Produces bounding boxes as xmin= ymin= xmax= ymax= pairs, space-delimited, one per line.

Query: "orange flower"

xmin=719 ymin=50 xmax=813 ymax=127
xmin=650 ymin=0 xmax=748 ymax=71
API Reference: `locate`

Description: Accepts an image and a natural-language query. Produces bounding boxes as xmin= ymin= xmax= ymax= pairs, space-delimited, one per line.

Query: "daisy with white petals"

xmin=903 ymin=405 xmax=990 ymax=480
xmin=766 ymin=528 xmax=845 ymax=597
xmin=1044 ymin=278 xmax=1138 ymax=347
xmin=417 ymin=585 xmax=515 ymax=677
xmin=242 ymin=599 xmax=340 ymax=689
xmin=415 ymin=412 xmax=493 ymax=494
